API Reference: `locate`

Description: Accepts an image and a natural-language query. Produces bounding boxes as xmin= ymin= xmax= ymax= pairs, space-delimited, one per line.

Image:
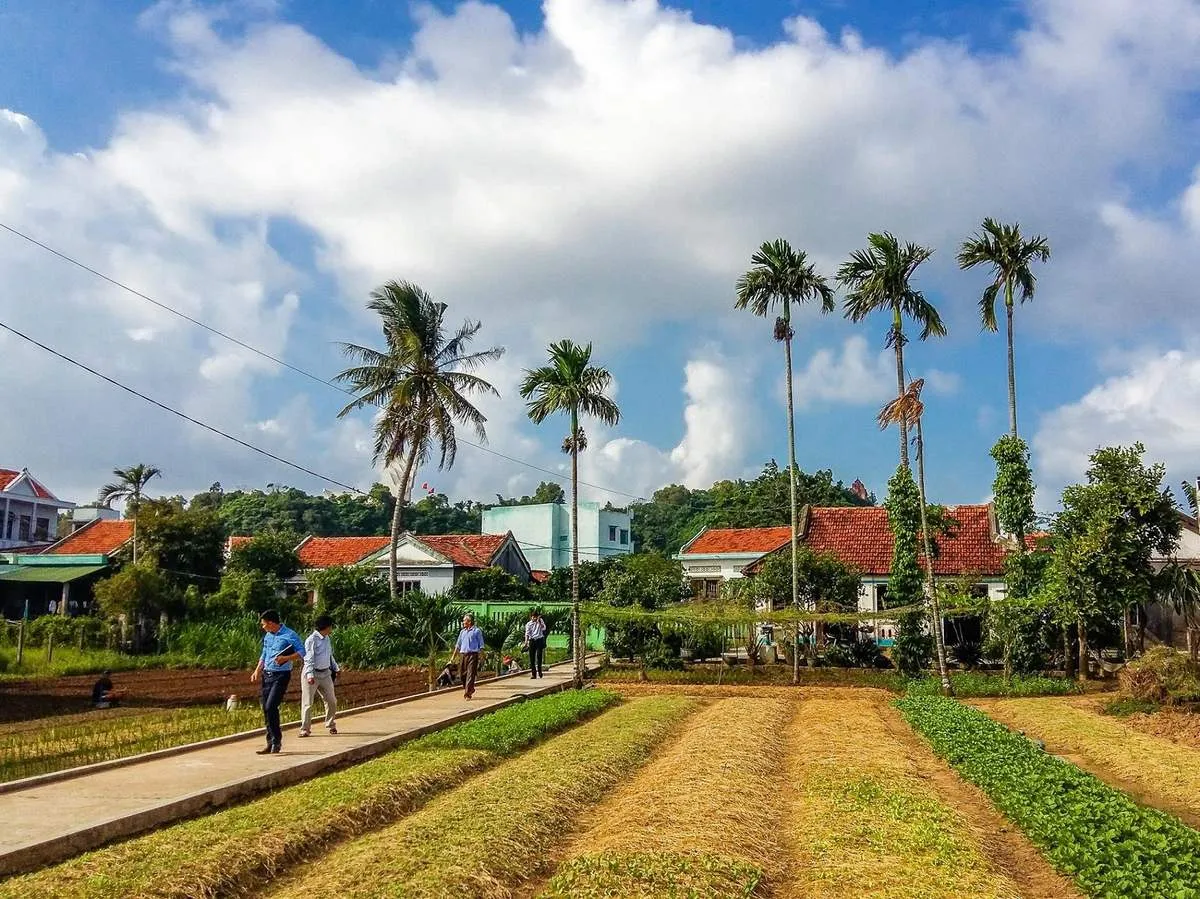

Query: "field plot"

xmin=264 ymin=694 xmax=698 ymax=899
xmin=974 ymin=696 xmax=1200 ymax=827
xmin=543 ymin=696 xmax=792 ymax=898
xmin=785 ymin=690 xmax=1075 ymax=899
xmin=0 ymin=689 xmax=623 ymax=899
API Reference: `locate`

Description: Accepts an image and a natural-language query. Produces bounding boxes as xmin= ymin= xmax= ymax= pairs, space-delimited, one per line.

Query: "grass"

xmin=542 ymin=696 xmax=792 ymax=898
xmin=899 ymin=695 xmax=1200 ymax=899
xmin=596 ymin=664 xmax=907 ymax=690
xmin=0 ymin=647 xmax=203 ymax=679
xmin=0 ymin=704 xmax=298 ymax=782
xmin=266 ymin=694 xmax=699 ymax=899
xmin=973 ymin=696 xmax=1200 ymax=822
xmin=0 ymin=689 xmax=622 ymax=899
xmin=785 ymin=693 xmax=1027 ymax=899
xmin=907 ymin=672 xmax=1079 ymax=697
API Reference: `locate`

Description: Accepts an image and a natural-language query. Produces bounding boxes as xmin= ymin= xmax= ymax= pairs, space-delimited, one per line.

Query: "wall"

xmin=483 ymin=502 xmax=632 ymax=569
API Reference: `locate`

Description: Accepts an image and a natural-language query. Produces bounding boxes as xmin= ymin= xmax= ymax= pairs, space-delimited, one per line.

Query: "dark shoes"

xmin=256 ymin=745 xmax=280 ymax=755
xmin=328 ymin=725 xmax=337 ymax=734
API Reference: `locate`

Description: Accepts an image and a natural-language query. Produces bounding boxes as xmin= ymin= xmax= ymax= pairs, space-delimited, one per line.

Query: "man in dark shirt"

xmin=91 ymin=671 xmax=124 ymax=708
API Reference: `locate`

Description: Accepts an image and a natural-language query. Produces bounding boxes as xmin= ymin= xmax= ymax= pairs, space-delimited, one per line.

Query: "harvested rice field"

xmin=974 ymin=696 xmax=1200 ymax=829
xmin=9 ymin=685 xmax=1200 ymax=899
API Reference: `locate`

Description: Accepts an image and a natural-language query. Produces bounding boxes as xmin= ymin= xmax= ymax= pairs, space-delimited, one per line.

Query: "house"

xmin=482 ymin=501 xmax=633 ymax=571
xmin=678 ymin=504 xmax=1010 ymax=645
xmin=0 ymin=468 xmax=75 ymax=551
xmin=293 ymin=531 xmax=532 ymax=601
xmin=0 ymin=518 xmax=133 ymax=618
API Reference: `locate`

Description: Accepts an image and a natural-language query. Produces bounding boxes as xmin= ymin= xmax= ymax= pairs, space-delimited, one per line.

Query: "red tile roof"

xmin=0 ymin=468 xmax=57 ymax=499
xmin=228 ymin=536 xmax=254 ymax=549
xmin=297 ymin=536 xmax=390 ymax=569
xmin=530 ymin=569 xmax=550 ymax=584
xmin=682 ymin=526 xmax=793 ymax=555
xmin=44 ymin=519 xmax=134 ymax=555
xmin=419 ymin=534 xmax=506 ymax=569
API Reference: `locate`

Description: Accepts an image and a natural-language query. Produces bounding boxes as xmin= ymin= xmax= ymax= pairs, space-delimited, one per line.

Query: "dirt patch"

xmin=1123 ymin=707 xmax=1200 ymax=750
xmin=0 ymin=666 xmax=439 ymax=723
xmin=880 ymin=702 xmax=1082 ymax=899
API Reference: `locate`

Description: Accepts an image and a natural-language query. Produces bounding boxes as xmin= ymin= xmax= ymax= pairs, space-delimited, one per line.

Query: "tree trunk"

xmin=389 ymin=445 xmax=419 ymax=602
xmin=427 ymin=642 xmax=436 ymax=692
xmin=1122 ymin=604 xmax=1133 ymax=659
xmin=783 ymin=300 xmax=801 ymax=686
xmin=571 ymin=407 xmax=583 ymax=689
xmin=915 ymin=418 xmax=952 ymax=696
xmin=1006 ymin=285 xmax=1018 ymax=437
xmin=893 ymin=310 xmax=909 ymax=469
xmin=1062 ymin=625 xmax=1076 ymax=679
xmin=131 ymin=513 xmax=139 ymax=565
xmin=1076 ymin=618 xmax=1089 ymax=681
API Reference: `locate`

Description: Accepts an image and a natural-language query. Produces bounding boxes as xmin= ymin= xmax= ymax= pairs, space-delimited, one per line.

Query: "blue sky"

xmin=2 ymin=0 xmax=1200 ymax=517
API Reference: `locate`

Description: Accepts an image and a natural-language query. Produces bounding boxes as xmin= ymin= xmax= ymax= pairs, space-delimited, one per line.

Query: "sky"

xmin=2 ymin=0 xmax=1200 ymax=518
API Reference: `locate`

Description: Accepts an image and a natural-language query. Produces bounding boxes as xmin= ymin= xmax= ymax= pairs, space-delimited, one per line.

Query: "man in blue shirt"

xmin=250 ymin=608 xmax=305 ymax=754
xmin=451 ymin=613 xmax=484 ymax=699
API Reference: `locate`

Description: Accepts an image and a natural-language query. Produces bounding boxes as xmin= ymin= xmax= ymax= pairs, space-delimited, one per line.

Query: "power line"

xmin=0 ymin=319 xmax=366 ymax=495
xmin=0 ymin=221 xmax=647 ymax=501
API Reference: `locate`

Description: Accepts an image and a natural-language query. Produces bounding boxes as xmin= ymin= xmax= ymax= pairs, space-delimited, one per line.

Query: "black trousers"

xmin=528 ymin=637 xmax=546 ymax=677
xmin=260 ymin=669 xmax=290 ymax=748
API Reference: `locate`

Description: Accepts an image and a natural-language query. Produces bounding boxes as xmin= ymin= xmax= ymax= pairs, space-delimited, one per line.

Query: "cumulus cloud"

xmin=3 ymin=0 xmax=1200 ymax=504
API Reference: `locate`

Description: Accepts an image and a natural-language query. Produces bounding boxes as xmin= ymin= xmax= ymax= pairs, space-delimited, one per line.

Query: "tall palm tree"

xmin=97 ymin=464 xmax=162 ymax=563
xmin=735 ymin=238 xmax=835 ymax=684
xmin=520 ymin=340 xmax=621 ymax=687
xmin=878 ymin=379 xmax=953 ymax=695
xmin=336 ymin=281 xmax=504 ymax=600
xmin=839 ymin=233 xmax=944 ymax=468
xmin=957 ymin=218 xmax=1051 ymax=437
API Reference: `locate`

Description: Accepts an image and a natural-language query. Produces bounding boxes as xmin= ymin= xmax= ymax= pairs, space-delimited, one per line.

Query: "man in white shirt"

xmin=523 ymin=609 xmax=548 ymax=679
xmin=299 ymin=615 xmax=339 ymax=737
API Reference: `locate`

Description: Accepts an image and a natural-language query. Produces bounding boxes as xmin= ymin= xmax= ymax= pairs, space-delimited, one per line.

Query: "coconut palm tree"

xmin=1160 ymin=561 xmax=1200 ymax=663
xmin=520 ymin=340 xmax=621 ymax=687
xmin=839 ymin=233 xmax=944 ymax=468
xmin=735 ymin=238 xmax=835 ymax=684
xmin=336 ymin=281 xmax=504 ymax=600
xmin=878 ymin=379 xmax=953 ymax=695
xmin=97 ymin=464 xmax=162 ymax=563
xmin=957 ymin=218 xmax=1051 ymax=437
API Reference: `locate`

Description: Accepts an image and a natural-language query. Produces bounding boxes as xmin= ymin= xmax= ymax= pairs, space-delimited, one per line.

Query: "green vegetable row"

xmin=897 ymin=695 xmax=1200 ymax=899
xmin=0 ymin=688 xmax=620 ymax=899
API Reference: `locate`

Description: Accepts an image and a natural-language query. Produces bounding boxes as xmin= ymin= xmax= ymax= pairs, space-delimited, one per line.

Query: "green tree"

xmin=521 ymin=339 xmax=621 ymax=686
xmin=135 ymin=498 xmax=226 ymax=594
xmin=735 ymin=239 xmax=836 ymax=685
xmin=336 ymin=280 xmax=503 ymax=601
xmin=448 ymin=567 xmax=534 ymax=605
xmin=494 ymin=481 xmax=566 ymax=506
xmin=1160 ymin=562 xmax=1200 ymax=662
xmin=753 ymin=545 xmax=861 ymax=655
xmin=1045 ymin=443 xmax=1181 ymax=677
xmin=879 ymin=380 xmax=951 ymax=693
xmin=97 ymin=463 xmax=162 ymax=563
xmin=93 ymin=563 xmax=184 ymax=650
xmin=399 ymin=590 xmax=464 ymax=691
xmin=306 ymin=565 xmax=390 ymax=622
xmin=227 ymin=532 xmax=301 ymax=580
xmin=838 ymin=233 xmax=944 ymax=468
xmin=884 ymin=463 xmax=931 ymax=676
xmin=957 ymin=219 xmax=1051 ymax=437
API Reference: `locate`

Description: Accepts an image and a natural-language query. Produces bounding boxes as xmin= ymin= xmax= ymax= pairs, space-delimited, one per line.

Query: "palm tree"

xmin=1182 ymin=480 xmax=1198 ymax=518
xmin=839 ymin=233 xmax=944 ymax=468
xmin=957 ymin=218 xmax=1051 ymax=437
xmin=735 ymin=239 xmax=835 ymax=684
xmin=97 ymin=464 xmax=162 ymax=563
xmin=1161 ymin=562 xmax=1200 ymax=663
xmin=336 ymin=281 xmax=504 ymax=600
xmin=399 ymin=589 xmax=464 ymax=691
xmin=521 ymin=340 xmax=621 ymax=687
xmin=878 ymin=379 xmax=953 ymax=695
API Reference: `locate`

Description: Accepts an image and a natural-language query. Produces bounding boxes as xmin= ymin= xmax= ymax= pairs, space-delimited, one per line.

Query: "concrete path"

xmin=0 ymin=656 xmax=602 ymax=876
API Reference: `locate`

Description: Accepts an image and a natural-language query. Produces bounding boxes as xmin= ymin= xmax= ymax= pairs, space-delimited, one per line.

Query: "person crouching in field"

xmin=250 ymin=608 xmax=305 ymax=755
xmin=299 ymin=614 xmax=339 ymax=738
xmin=451 ymin=613 xmax=484 ymax=700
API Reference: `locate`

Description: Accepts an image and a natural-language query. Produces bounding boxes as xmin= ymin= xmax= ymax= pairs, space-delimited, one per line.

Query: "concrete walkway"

xmin=0 ymin=656 xmax=602 ymax=876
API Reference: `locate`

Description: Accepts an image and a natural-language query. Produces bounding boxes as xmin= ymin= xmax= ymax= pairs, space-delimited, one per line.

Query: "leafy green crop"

xmin=898 ymin=695 xmax=1200 ymax=899
xmin=905 ymin=672 xmax=1078 ymax=698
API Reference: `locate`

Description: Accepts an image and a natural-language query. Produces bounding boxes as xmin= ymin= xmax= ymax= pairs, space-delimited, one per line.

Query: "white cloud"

xmin=1034 ymin=348 xmax=1200 ymax=495
xmin=793 ymin=335 xmax=960 ymax=408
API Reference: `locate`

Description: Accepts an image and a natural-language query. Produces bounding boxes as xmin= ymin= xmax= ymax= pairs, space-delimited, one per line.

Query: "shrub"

xmin=891 ymin=612 xmax=932 ymax=676
xmin=1119 ymin=646 xmax=1200 ymax=704
xmin=951 ymin=640 xmax=982 ymax=670
xmin=899 ymin=695 xmax=1200 ymax=898
xmin=906 ymin=672 xmax=1077 ymax=698
xmin=823 ymin=643 xmax=854 ymax=668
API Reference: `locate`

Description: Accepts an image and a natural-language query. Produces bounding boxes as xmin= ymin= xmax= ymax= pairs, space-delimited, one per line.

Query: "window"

xmin=35 ymin=518 xmax=50 ymax=541
xmin=874 ymin=584 xmax=889 ymax=611
xmin=608 ymin=525 xmax=618 ymax=542
xmin=619 ymin=529 xmax=629 ymax=545
xmin=704 ymin=579 xmax=721 ymax=599
xmin=970 ymin=584 xmax=989 ymax=599
xmin=398 ymin=580 xmax=421 ymax=594
xmin=18 ymin=515 xmax=31 ymax=542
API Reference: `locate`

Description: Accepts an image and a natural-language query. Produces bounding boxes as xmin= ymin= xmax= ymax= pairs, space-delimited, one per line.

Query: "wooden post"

xmin=46 ymin=631 xmax=54 ymax=664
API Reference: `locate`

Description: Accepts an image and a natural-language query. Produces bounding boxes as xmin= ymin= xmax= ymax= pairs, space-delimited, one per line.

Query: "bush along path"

xmin=0 ymin=689 xmax=622 ymax=899
xmin=898 ymin=695 xmax=1200 ymax=899
xmin=264 ymin=694 xmax=700 ymax=899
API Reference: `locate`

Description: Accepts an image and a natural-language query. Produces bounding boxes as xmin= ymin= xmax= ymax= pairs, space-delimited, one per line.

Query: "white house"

xmin=0 ymin=468 xmax=75 ymax=551
xmin=482 ymin=501 xmax=633 ymax=570
xmin=292 ymin=531 xmax=532 ymax=601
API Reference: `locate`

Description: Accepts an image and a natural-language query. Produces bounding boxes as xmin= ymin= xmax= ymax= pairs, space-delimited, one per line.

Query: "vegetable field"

xmin=5 ymin=685 xmax=1200 ymax=898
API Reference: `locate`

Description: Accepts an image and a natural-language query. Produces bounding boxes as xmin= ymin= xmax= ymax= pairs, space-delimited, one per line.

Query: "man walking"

xmin=299 ymin=614 xmax=339 ymax=738
xmin=523 ymin=609 xmax=547 ymax=679
xmin=250 ymin=608 xmax=305 ymax=754
xmin=451 ymin=613 xmax=484 ymax=700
